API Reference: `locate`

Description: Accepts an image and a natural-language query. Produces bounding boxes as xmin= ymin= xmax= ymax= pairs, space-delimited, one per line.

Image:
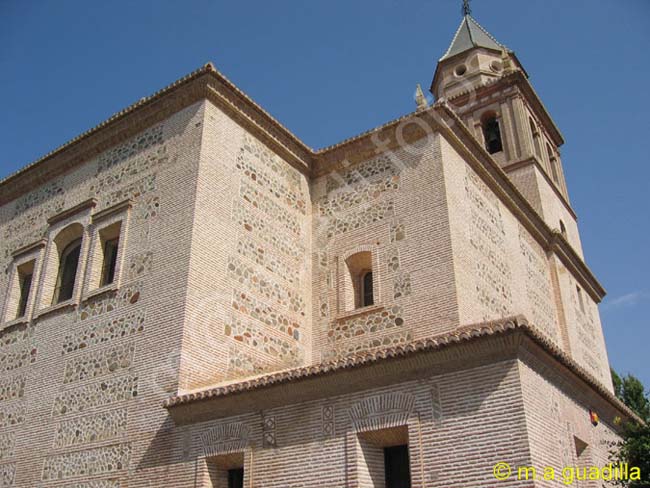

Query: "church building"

xmin=0 ymin=7 xmax=639 ymax=488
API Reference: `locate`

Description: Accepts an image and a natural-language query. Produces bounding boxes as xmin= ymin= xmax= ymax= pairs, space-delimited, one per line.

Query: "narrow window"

xmin=384 ymin=445 xmax=411 ymax=488
xmin=15 ymin=261 xmax=35 ymax=318
xmin=482 ymin=113 xmax=503 ymax=154
xmin=547 ymin=144 xmax=559 ymax=183
xmin=362 ymin=271 xmax=374 ymax=307
xmin=53 ymin=238 xmax=82 ymax=304
xmin=576 ymin=286 xmax=585 ymax=313
xmin=100 ymin=237 xmax=119 ymax=286
xmin=345 ymin=251 xmax=374 ymax=310
xmin=228 ymin=468 xmax=244 ymax=488
xmin=529 ymin=118 xmax=541 ymax=157
xmin=559 ymin=220 xmax=567 ymax=239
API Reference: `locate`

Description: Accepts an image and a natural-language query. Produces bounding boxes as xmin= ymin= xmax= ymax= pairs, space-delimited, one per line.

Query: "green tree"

xmin=610 ymin=370 xmax=650 ymax=487
xmin=613 ymin=368 xmax=623 ymax=398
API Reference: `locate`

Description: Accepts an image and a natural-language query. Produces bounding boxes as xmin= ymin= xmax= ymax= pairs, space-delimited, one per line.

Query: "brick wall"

xmin=0 ymin=101 xmax=205 ymax=486
xmin=0 ymin=77 xmax=618 ymax=486
xmin=179 ymin=100 xmax=312 ymax=392
xmin=311 ymin=133 xmax=459 ymax=363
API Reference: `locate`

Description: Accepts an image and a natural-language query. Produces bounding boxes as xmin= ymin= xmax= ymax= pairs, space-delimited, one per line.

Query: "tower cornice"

xmin=444 ymin=69 xmax=564 ymax=146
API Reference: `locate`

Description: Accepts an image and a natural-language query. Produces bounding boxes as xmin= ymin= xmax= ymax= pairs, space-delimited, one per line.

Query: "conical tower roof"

xmin=440 ymin=15 xmax=504 ymax=61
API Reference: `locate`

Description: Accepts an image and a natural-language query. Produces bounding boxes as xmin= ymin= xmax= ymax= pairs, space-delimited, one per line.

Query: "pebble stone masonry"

xmin=0 ymin=10 xmax=640 ymax=488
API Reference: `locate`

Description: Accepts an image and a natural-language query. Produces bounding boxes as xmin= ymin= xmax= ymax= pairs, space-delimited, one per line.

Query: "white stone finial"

xmin=415 ymin=84 xmax=428 ymax=111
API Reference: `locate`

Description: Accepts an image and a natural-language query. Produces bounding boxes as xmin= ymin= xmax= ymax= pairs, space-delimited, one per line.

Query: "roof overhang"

xmin=164 ymin=316 xmax=640 ymax=430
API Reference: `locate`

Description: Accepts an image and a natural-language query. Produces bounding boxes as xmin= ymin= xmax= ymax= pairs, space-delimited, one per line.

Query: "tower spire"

xmin=462 ymin=0 xmax=471 ymax=17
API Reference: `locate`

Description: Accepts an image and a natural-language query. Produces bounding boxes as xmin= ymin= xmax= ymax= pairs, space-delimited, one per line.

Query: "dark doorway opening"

xmin=384 ymin=444 xmax=411 ymax=488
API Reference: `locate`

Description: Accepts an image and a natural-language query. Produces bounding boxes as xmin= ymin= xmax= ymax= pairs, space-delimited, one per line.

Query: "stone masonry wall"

xmin=0 ymin=102 xmax=205 ymax=487
xmin=442 ymin=135 xmax=611 ymax=388
xmin=176 ymin=359 xmax=532 ymax=488
xmin=311 ymin=133 xmax=459 ymax=363
xmin=518 ymin=353 xmax=620 ymax=487
xmin=178 ymin=101 xmax=311 ymax=392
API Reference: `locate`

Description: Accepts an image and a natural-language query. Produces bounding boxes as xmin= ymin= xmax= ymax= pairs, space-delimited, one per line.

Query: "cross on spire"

xmin=462 ymin=0 xmax=471 ymax=16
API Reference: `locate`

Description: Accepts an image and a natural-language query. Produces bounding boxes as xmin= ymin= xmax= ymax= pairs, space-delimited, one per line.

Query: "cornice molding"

xmin=432 ymin=103 xmax=605 ymax=302
xmin=502 ymin=156 xmax=577 ymax=220
xmin=11 ymin=238 xmax=47 ymax=258
xmin=47 ymin=198 xmax=97 ymax=225
xmin=91 ymin=199 xmax=132 ymax=224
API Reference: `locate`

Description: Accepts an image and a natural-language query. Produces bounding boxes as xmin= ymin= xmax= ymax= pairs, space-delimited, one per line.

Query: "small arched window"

xmin=345 ymin=251 xmax=374 ymax=310
xmin=50 ymin=223 xmax=85 ymax=305
xmin=481 ymin=113 xmax=503 ymax=154
xmin=53 ymin=238 xmax=82 ymax=304
xmin=362 ymin=271 xmax=374 ymax=308
xmin=559 ymin=220 xmax=567 ymax=239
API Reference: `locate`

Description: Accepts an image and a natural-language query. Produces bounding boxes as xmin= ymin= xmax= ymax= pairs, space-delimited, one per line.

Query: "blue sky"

xmin=1 ymin=1 xmax=648 ymax=386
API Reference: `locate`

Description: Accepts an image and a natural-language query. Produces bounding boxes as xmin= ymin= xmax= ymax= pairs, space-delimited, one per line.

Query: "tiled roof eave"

xmin=162 ymin=316 xmax=642 ymax=427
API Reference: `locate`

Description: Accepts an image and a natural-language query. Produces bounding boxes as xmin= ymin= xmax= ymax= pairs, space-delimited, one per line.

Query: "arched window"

xmin=53 ymin=238 xmax=82 ymax=304
xmin=481 ymin=113 xmax=503 ymax=154
xmin=50 ymin=223 xmax=84 ymax=305
xmin=345 ymin=251 xmax=374 ymax=310
xmin=362 ymin=271 xmax=374 ymax=308
xmin=559 ymin=220 xmax=567 ymax=239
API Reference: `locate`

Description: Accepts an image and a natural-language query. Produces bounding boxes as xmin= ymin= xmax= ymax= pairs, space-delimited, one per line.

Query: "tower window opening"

xmin=481 ymin=113 xmax=503 ymax=154
xmin=576 ymin=285 xmax=585 ymax=314
xmin=362 ymin=271 xmax=374 ymax=308
xmin=51 ymin=223 xmax=86 ymax=305
xmin=100 ymin=237 xmax=119 ymax=286
xmin=529 ymin=118 xmax=542 ymax=157
xmin=98 ymin=222 xmax=122 ymax=287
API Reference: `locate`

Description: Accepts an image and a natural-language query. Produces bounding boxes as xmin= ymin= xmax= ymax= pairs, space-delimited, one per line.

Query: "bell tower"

xmin=431 ymin=4 xmax=584 ymax=257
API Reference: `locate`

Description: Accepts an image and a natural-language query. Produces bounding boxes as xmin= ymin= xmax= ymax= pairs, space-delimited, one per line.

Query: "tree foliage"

xmin=610 ymin=369 xmax=650 ymax=487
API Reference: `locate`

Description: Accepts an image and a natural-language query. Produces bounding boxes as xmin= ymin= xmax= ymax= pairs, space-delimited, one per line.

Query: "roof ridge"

xmin=439 ymin=15 xmax=504 ymax=62
xmin=467 ymin=15 xmax=503 ymax=50
xmin=440 ymin=16 xmax=468 ymax=61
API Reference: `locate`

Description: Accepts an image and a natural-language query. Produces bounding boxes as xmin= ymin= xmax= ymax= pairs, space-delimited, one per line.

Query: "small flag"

xmin=589 ymin=409 xmax=599 ymax=426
